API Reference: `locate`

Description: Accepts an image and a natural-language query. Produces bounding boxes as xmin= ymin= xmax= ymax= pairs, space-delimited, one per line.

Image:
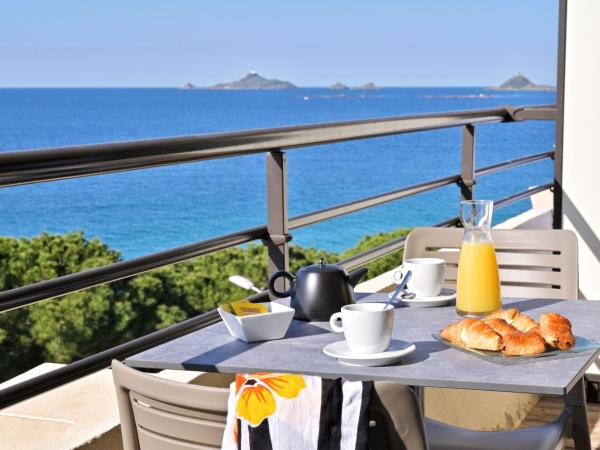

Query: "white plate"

xmin=323 ymin=339 xmax=416 ymax=366
xmin=388 ymin=288 xmax=456 ymax=308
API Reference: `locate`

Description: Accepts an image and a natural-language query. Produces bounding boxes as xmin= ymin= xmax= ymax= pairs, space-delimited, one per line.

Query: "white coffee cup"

xmin=394 ymin=258 xmax=445 ymax=297
xmin=329 ymin=303 xmax=394 ymax=354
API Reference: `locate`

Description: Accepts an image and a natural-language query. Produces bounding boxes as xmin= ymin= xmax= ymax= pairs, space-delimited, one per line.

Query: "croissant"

xmin=485 ymin=308 xmax=538 ymax=332
xmin=484 ymin=318 xmax=518 ymax=337
xmin=440 ymin=318 xmax=501 ymax=351
xmin=500 ymin=331 xmax=547 ymax=356
xmin=539 ymin=313 xmax=575 ymax=351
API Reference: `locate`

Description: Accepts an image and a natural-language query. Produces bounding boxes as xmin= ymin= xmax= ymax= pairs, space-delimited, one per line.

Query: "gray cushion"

xmin=425 ymin=408 xmax=570 ymax=450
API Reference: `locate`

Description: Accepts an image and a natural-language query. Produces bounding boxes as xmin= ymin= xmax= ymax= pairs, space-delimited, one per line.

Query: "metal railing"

xmin=0 ymin=104 xmax=556 ymax=407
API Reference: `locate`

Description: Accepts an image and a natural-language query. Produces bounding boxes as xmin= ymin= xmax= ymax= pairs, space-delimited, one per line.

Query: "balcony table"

xmin=126 ymin=293 xmax=600 ymax=450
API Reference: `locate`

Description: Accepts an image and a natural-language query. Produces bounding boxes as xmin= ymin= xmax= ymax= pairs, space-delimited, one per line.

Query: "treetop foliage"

xmin=0 ymin=229 xmax=408 ymax=381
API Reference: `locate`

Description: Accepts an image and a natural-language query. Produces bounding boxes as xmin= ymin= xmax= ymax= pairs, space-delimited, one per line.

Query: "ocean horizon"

xmin=0 ymin=87 xmax=555 ymax=259
xmin=0 ymin=84 xmax=555 ymax=88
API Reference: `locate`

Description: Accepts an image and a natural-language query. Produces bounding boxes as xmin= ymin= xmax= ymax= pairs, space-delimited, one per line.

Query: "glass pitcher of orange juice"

xmin=456 ymin=200 xmax=501 ymax=317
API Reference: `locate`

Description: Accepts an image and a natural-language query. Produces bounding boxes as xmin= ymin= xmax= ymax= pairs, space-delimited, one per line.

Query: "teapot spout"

xmin=348 ymin=267 xmax=368 ymax=287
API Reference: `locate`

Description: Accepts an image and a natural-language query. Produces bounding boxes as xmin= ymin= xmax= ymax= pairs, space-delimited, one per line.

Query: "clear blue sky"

xmin=0 ymin=0 xmax=558 ymax=87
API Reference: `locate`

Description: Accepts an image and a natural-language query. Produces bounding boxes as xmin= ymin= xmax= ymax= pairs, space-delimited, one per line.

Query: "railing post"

xmin=459 ymin=125 xmax=476 ymax=201
xmin=265 ymin=150 xmax=291 ymax=298
xmin=553 ymin=0 xmax=567 ymax=229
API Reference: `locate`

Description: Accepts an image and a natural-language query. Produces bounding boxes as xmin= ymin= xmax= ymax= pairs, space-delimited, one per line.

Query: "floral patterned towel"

xmin=222 ymin=373 xmax=372 ymax=450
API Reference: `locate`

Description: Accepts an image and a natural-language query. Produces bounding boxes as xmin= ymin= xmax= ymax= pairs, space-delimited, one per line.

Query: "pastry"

xmin=485 ymin=308 xmax=538 ymax=332
xmin=539 ymin=313 xmax=575 ymax=351
xmin=484 ymin=318 xmax=518 ymax=337
xmin=440 ymin=318 xmax=501 ymax=351
xmin=440 ymin=309 xmax=576 ymax=357
xmin=500 ymin=330 xmax=547 ymax=356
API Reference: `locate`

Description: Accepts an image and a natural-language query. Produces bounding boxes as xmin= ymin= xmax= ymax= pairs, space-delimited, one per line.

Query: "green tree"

xmin=0 ymin=232 xmax=125 ymax=378
xmin=341 ymin=228 xmax=410 ymax=280
xmin=0 ymin=229 xmax=408 ymax=381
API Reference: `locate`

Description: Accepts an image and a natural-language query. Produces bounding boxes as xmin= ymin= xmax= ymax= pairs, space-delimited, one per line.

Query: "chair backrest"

xmin=403 ymin=227 xmax=579 ymax=299
xmin=112 ymin=360 xmax=230 ymax=450
xmin=112 ymin=361 xmax=428 ymax=450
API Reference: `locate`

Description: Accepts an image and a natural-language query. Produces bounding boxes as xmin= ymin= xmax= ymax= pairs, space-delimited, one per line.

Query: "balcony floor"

xmin=519 ymin=396 xmax=600 ymax=449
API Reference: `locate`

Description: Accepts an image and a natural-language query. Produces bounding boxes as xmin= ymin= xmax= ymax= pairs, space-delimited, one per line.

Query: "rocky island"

xmin=352 ymin=82 xmax=380 ymax=90
xmin=330 ymin=82 xmax=349 ymax=90
xmin=488 ymin=73 xmax=554 ymax=91
xmin=180 ymin=82 xmax=196 ymax=90
xmin=207 ymin=71 xmax=296 ymax=90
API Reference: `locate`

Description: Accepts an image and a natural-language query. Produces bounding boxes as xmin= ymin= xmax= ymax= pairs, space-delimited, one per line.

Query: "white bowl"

xmin=218 ymin=302 xmax=295 ymax=343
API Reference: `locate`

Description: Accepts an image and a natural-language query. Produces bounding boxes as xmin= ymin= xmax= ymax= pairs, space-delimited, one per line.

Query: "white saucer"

xmin=323 ymin=339 xmax=416 ymax=366
xmin=388 ymin=288 xmax=456 ymax=308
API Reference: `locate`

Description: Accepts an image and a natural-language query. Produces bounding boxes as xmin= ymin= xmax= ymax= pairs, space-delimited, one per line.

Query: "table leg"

xmin=412 ymin=386 xmax=425 ymax=416
xmin=565 ymin=378 xmax=591 ymax=450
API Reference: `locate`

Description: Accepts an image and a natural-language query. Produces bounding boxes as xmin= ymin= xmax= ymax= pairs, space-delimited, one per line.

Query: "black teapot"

xmin=268 ymin=258 xmax=368 ymax=321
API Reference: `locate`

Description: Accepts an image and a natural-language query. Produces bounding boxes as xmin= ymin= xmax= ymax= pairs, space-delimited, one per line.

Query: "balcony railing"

xmin=0 ymin=104 xmax=556 ymax=408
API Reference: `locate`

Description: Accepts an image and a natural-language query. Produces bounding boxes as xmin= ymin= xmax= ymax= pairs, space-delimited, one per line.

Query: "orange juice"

xmin=456 ymin=241 xmax=501 ymax=316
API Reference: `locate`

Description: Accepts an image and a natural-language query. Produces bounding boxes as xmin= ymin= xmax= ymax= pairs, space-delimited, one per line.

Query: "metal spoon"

xmin=383 ymin=270 xmax=412 ymax=309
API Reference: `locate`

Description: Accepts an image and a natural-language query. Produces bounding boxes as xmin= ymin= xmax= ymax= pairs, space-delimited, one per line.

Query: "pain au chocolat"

xmin=539 ymin=313 xmax=575 ymax=351
xmin=500 ymin=330 xmax=547 ymax=356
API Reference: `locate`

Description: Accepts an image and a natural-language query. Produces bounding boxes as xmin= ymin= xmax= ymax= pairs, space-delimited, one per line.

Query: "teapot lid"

xmin=303 ymin=257 xmax=345 ymax=273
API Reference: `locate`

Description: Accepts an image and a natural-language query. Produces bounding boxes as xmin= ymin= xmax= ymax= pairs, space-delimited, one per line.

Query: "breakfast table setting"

xmin=126 ymin=202 xmax=600 ymax=449
xmin=126 ymin=293 xmax=600 ymax=449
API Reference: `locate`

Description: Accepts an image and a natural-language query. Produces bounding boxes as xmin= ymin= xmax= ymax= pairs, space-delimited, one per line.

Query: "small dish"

xmin=218 ymin=302 xmax=294 ymax=343
xmin=389 ymin=288 xmax=456 ymax=308
xmin=323 ymin=339 xmax=416 ymax=366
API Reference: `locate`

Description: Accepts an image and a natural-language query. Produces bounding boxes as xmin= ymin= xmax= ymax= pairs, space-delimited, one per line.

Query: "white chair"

xmin=403 ymin=227 xmax=579 ymax=299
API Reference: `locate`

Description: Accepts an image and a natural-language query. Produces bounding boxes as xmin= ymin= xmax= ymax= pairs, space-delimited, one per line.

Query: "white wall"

xmin=562 ymin=0 xmax=600 ymax=299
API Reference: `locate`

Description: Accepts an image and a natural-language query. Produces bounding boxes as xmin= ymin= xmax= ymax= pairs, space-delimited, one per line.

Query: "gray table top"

xmin=126 ymin=294 xmax=600 ymax=396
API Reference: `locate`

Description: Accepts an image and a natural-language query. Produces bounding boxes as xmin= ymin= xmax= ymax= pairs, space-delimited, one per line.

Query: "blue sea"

xmin=0 ymin=88 xmax=555 ymax=258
